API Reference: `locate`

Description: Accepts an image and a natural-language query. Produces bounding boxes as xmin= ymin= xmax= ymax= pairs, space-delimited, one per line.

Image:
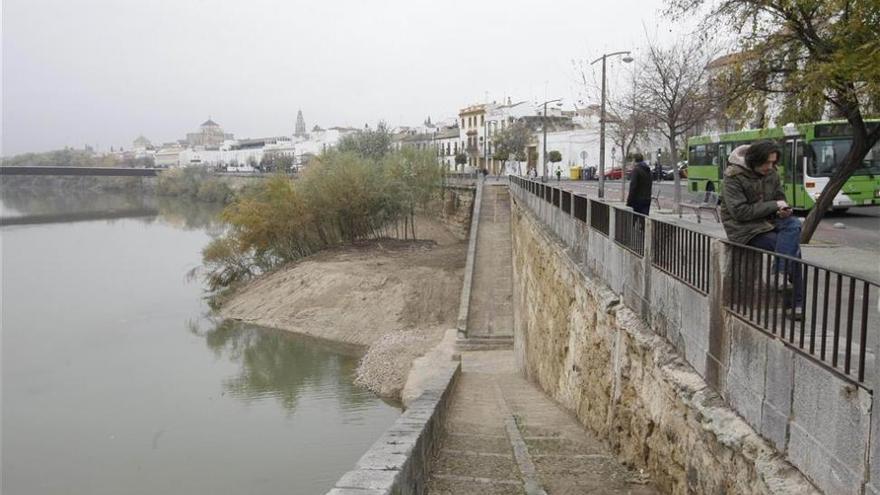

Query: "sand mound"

xmin=219 ymin=221 xmax=466 ymax=399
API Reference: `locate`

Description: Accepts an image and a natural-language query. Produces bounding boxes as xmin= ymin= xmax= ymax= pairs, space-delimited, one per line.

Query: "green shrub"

xmin=201 ymin=148 xmax=443 ymax=292
xmin=157 ymin=167 xmax=232 ymax=203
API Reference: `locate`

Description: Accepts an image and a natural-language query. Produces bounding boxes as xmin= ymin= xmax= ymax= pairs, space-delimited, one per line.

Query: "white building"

xmin=433 ymin=127 xmax=461 ymax=170
xmin=154 ymin=144 xmax=183 ymax=168
xmin=295 ymin=126 xmax=358 ymax=165
xmin=220 ymin=136 xmax=295 ymax=171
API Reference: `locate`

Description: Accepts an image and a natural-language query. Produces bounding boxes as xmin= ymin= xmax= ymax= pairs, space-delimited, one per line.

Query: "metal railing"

xmin=613 ymin=207 xmax=646 ymax=257
xmin=650 ymin=220 xmax=712 ymax=294
xmin=510 ymin=174 xmax=880 ymax=392
xmin=573 ymin=194 xmax=588 ymax=222
xmin=726 ymin=242 xmax=878 ymax=388
xmin=589 ymin=200 xmax=610 ymax=236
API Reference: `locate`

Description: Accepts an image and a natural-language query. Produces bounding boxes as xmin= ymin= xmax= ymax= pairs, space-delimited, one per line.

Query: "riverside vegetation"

xmin=156 ymin=166 xmax=235 ymax=203
xmin=200 ymin=146 xmax=444 ymax=298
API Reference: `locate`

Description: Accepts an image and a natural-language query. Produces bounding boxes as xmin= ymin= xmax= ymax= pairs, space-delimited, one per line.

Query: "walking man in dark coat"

xmin=626 ymin=153 xmax=653 ymax=215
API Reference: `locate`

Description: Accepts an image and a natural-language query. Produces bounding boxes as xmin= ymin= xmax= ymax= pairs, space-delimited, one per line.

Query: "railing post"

xmin=867 ymin=333 xmax=880 ymax=494
xmin=706 ymin=239 xmax=730 ymax=392
xmin=641 ymin=218 xmax=654 ymax=323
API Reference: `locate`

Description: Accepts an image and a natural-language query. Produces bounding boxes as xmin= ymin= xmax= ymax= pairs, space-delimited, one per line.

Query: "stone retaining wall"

xmin=326 ymin=362 xmax=460 ymax=495
xmin=436 ymin=185 xmax=475 ymax=241
xmin=510 ymin=197 xmax=819 ymax=494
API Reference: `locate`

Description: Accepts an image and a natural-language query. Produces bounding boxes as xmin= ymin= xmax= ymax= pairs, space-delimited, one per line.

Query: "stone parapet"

xmin=326 ymin=361 xmax=460 ymax=495
xmin=510 ymin=193 xmax=819 ymax=494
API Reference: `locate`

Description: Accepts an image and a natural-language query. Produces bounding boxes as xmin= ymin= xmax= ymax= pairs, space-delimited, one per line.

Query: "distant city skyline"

xmin=2 ymin=0 xmax=697 ymax=155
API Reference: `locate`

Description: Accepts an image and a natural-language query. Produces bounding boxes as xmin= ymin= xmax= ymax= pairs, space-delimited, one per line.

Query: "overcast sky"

xmin=2 ymin=0 xmax=697 ymax=155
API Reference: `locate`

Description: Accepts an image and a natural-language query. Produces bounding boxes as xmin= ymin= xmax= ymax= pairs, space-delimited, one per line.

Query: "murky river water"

xmin=1 ymin=188 xmax=399 ymax=495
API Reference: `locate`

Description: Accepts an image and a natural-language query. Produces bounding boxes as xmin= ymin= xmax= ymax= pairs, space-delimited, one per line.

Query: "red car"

xmin=603 ymin=168 xmax=624 ymax=180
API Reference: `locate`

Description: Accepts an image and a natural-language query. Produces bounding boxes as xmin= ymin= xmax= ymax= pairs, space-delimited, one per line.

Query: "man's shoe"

xmin=785 ymin=306 xmax=804 ymax=321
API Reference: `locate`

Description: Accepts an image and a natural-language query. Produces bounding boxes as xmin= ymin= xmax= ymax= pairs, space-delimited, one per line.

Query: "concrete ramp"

xmin=459 ymin=182 xmax=514 ymax=349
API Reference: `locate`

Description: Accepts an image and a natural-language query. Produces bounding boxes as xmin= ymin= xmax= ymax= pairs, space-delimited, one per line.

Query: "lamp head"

xmin=622 ymin=55 xmax=634 ymax=63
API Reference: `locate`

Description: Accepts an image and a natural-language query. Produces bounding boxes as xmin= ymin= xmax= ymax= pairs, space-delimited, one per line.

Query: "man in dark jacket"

xmin=626 ymin=153 xmax=653 ymax=215
xmin=720 ymin=141 xmax=804 ymax=319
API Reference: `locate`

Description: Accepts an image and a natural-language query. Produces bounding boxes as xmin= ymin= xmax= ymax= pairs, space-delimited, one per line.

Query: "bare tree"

xmin=609 ymin=71 xmax=652 ymax=163
xmin=640 ymin=38 xmax=717 ymax=213
xmin=666 ymin=0 xmax=880 ymax=243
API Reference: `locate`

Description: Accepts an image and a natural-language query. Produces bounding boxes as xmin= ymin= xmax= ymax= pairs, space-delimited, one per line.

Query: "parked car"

xmin=662 ymin=164 xmax=688 ymax=180
xmin=604 ymin=167 xmax=624 ymax=180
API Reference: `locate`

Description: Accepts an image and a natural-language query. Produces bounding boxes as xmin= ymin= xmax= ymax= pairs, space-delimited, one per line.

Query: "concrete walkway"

xmin=465 ymin=183 xmax=514 ymax=339
xmin=426 ymin=351 xmax=656 ymax=494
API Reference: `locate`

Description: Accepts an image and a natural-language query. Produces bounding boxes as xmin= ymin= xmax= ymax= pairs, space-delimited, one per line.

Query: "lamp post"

xmin=590 ymin=51 xmax=633 ymax=198
xmin=536 ymin=98 xmax=563 ymax=181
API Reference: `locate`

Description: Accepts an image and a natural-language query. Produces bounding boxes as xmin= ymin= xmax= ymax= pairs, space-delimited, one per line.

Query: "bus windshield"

xmin=809 ymin=139 xmax=880 ymax=177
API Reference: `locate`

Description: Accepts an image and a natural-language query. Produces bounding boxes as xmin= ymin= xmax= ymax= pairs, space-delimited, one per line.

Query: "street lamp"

xmin=536 ymin=98 xmax=563 ymax=181
xmin=591 ymin=51 xmax=633 ymax=198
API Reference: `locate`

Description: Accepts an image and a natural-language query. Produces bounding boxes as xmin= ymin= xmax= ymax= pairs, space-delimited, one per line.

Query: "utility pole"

xmin=537 ymin=98 xmax=562 ymax=182
xmin=484 ymin=114 xmax=489 ymax=175
xmin=543 ymin=101 xmax=548 ymax=182
xmin=591 ymin=50 xmax=633 ymax=199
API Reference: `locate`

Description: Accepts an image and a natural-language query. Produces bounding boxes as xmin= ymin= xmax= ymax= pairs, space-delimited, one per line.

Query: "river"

xmin=1 ymin=188 xmax=399 ymax=495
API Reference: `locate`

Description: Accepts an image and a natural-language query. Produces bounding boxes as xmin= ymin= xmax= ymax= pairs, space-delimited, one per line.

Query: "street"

xmin=545 ymin=178 xmax=880 ymax=251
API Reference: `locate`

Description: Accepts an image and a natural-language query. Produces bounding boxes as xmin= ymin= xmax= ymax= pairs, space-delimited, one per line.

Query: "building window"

xmin=480 ymin=115 xmax=484 ymax=126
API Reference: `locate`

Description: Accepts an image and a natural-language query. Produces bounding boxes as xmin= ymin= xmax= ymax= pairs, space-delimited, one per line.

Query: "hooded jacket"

xmin=626 ymin=161 xmax=653 ymax=206
xmin=719 ymin=160 xmax=786 ymax=245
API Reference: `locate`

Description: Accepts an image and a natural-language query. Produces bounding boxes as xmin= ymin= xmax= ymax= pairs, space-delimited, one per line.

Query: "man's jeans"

xmin=629 ymin=200 xmax=651 ymax=216
xmin=747 ymin=216 xmax=804 ymax=307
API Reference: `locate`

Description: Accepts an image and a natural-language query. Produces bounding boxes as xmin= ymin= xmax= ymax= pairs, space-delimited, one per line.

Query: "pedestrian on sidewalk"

xmin=626 ymin=153 xmax=653 ymax=216
xmin=555 ymin=166 xmax=562 ymax=182
xmin=720 ymin=141 xmax=804 ymax=319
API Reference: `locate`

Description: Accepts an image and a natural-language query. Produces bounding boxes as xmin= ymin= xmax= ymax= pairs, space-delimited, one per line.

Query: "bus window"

xmin=691 ymin=144 xmax=706 ymax=165
xmin=707 ymin=143 xmax=719 ymax=168
xmin=794 ymin=141 xmax=807 ymax=181
xmin=809 ymin=139 xmax=880 ymax=177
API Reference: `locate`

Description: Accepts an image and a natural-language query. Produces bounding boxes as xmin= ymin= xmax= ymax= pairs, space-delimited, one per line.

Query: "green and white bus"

xmin=687 ymin=120 xmax=880 ymax=211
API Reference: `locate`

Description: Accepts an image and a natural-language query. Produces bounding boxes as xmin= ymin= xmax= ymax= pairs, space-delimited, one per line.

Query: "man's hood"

xmin=725 ymin=162 xmax=754 ymax=178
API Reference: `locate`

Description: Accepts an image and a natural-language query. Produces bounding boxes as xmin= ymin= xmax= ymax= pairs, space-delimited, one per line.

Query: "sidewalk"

xmin=549 ymin=180 xmax=880 ymax=284
xmin=426 ymin=350 xmax=656 ymax=494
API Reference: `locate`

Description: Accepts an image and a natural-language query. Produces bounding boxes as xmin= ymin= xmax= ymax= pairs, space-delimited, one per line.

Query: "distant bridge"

xmin=0 ymin=166 xmax=161 ymax=177
xmin=1 ymin=208 xmax=159 ymax=226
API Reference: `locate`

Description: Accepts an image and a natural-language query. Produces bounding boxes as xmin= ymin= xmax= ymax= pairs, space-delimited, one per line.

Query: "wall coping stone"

xmin=326 ymin=361 xmax=460 ymax=495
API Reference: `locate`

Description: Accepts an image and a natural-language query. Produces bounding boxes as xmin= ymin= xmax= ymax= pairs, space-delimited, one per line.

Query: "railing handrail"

xmin=722 ymin=239 xmax=879 ymax=287
xmin=516 ymin=176 xmax=877 ymax=287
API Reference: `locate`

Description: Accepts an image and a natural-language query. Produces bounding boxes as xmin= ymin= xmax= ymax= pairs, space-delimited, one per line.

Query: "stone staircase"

xmin=457 ymin=182 xmax=514 ymax=351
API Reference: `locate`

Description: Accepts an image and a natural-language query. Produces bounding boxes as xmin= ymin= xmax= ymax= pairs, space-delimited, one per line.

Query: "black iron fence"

xmin=650 ymin=220 xmax=711 ymax=294
xmin=726 ymin=242 xmax=878 ymax=388
xmin=561 ymin=190 xmax=572 ymax=214
xmin=613 ymin=207 xmax=646 ymax=257
xmin=573 ymin=194 xmax=588 ymax=222
xmin=589 ymin=200 xmax=610 ymax=236
xmin=510 ymin=175 xmax=880 ymax=394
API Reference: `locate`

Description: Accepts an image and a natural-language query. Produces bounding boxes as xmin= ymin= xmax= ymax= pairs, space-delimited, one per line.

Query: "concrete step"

xmin=456 ymin=336 xmax=514 ymax=351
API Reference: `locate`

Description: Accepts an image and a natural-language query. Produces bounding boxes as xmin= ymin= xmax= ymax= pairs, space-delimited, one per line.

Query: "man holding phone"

xmin=720 ymin=141 xmax=804 ymax=319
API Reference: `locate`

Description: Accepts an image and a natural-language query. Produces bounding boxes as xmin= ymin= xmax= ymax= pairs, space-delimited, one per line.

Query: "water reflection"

xmin=190 ymin=319 xmax=386 ymax=414
xmin=1 ymin=190 xmax=399 ymax=495
xmin=1 ymin=185 xmax=224 ymax=230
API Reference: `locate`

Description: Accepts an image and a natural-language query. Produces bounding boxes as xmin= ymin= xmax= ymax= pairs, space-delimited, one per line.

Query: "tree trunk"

xmin=800 ymin=118 xmax=879 ymax=243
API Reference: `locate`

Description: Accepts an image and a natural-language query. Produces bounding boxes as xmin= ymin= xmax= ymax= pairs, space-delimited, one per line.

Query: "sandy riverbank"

xmin=219 ymin=218 xmax=466 ymax=400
